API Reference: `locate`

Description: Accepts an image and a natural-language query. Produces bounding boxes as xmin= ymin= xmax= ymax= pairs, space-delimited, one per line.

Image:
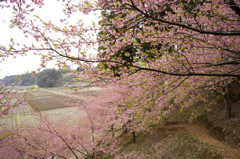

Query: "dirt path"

xmin=39 ymin=88 xmax=73 ymax=97
xmin=157 ymin=124 xmax=240 ymax=159
xmin=39 ymin=86 xmax=103 ymax=97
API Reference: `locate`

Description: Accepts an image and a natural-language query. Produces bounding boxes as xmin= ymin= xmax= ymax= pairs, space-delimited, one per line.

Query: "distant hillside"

xmin=0 ymin=74 xmax=36 ymax=86
xmin=0 ymin=75 xmax=19 ymax=85
xmin=0 ymin=67 xmax=87 ymax=87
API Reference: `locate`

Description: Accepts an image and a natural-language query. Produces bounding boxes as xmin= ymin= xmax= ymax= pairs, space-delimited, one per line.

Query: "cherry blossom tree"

xmin=0 ymin=0 xmax=240 ymax=158
xmin=0 ymin=86 xmax=147 ymax=158
xmin=96 ymin=0 xmax=239 ymax=119
xmin=0 ymin=75 xmax=32 ymax=118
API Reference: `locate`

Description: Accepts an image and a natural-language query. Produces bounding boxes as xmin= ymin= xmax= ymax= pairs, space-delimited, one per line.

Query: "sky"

xmin=0 ymin=1 xmax=99 ymax=79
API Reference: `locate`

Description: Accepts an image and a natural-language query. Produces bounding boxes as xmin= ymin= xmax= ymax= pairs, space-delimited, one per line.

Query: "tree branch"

xmin=227 ymin=0 xmax=240 ymax=17
xmin=128 ymin=0 xmax=240 ymax=36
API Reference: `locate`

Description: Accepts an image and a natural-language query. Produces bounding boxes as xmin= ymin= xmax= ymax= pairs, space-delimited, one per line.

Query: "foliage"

xmin=36 ymin=69 xmax=62 ymax=87
xmin=0 ymin=75 xmax=18 ymax=85
xmin=61 ymin=73 xmax=77 ymax=84
xmin=56 ymin=68 xmax=68 ymax=74
xmin=148 ymin=122 xmax=157 ymax=128
xmin=168 ymin=97 xmax=175 ymax=106
xmin=20 ymin=73 xmax=36 ymax=86
xmin=102 ymin=154 xmax=111 ymax=159
xmin=0 ymin=0 xmax=239 ymax=158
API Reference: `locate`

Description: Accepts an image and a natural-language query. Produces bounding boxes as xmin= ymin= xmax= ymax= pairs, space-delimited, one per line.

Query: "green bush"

xmin=168 ymin=97 xmax=175 ymax=106
xmin=148 ymin=122 xmax=157 ymax=127
xmin=102 ymin=155 xmax=111 ymax=159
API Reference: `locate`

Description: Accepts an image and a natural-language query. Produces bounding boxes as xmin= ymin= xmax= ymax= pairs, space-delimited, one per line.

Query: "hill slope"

xmin=115 ymin=85 xmax=240 ymax=159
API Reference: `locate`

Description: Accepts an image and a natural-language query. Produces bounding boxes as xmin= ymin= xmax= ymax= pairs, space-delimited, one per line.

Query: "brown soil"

xmin=28 ymin=87 xmax=102 ymax=112
xmin=28 ymin=95 xmax=75 ymax=111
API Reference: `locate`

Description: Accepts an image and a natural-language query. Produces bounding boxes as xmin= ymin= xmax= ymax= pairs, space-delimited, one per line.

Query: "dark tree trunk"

xmin=132 ymin=131 xmax=136 ymax=143
xmin=112 ymin=125 xmax=114 ymax=139
xmin=224 ymin=91 xmax=231 ymax=119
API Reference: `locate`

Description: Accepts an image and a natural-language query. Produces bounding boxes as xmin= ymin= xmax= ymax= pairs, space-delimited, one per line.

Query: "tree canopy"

xmin=35 ymin=69 xmax=62 ymax=87
xmin=0 ymin=0 xmax=239 ymax=158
